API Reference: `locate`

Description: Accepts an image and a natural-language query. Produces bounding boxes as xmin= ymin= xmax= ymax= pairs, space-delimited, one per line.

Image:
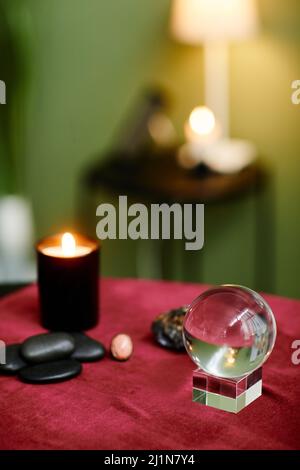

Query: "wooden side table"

xmin=83 ymin=150 xmax=263 ymax=204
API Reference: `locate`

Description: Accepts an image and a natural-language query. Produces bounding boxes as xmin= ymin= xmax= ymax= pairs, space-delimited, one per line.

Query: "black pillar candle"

xmin=36 ymin=233 xmax=100 ymax=331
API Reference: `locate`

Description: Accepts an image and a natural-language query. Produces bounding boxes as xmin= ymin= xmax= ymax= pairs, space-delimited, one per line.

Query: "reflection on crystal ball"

xmin=183 ymin=285 xmax=277 ymax=378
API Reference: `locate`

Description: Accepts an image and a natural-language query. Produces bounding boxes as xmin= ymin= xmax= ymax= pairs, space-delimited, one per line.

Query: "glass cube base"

xmin=192 ymin=367 xmax=262 ymax=414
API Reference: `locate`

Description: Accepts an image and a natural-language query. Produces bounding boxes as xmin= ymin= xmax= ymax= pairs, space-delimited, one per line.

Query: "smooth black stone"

xmin=152 ymin=306 xmax=188 ymax=351
xmin=18 ymin=359 xmax=82 ymax=384
xmin=0 ymin=344 xmax=28 ymax=375
xmin=71 ymin=333 xmax=105 ymax=362
xmin=21 ymin=332 xmax=75 ymax=364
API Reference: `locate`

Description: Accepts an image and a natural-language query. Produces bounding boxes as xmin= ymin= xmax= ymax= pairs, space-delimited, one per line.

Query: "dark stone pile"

xmin=152 ymin=306 xmax=188 ymax=351
xmin=0 ymin=332 xmax=105 ymax=384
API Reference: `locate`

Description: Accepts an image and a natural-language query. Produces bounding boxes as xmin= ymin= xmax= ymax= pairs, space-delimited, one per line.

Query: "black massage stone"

xmin=21 ymin=332 xmax=75 ymax=364
xmin=71 ymin=332 xmax=105 ymax=362
xmin=18 ymin=359 xmax=82 ymax=384
xmin=0 ymin=344 xmax=28 ymax=374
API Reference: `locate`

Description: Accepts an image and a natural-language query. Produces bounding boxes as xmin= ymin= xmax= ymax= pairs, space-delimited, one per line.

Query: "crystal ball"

xmin=183 ymin=285 xmax=277 ymax=378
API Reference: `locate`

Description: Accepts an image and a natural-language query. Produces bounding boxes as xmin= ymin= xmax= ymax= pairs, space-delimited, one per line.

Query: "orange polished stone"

xmin=110 ymin=334 xmax=133 ymax=361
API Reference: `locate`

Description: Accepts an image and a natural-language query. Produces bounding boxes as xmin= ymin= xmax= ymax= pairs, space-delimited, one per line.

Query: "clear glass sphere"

xmin=183 ymin=285 xmax=277 ymax=378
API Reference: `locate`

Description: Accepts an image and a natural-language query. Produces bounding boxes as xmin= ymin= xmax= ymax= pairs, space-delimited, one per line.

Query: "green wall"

xmin=231 ymin=0 xmax=300 ymax=297
xmin=2 ymin=0 xmax=300 ymax=298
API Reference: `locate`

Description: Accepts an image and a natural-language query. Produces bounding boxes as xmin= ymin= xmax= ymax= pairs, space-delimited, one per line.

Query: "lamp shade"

xmin=171 ymin=0 xmax=258 ymax=44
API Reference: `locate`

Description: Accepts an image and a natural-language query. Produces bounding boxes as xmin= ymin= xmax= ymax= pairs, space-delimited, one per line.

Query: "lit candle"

xmin=36 ymin=232 xmax=100 ymax=331
xmin=42 ymin=232 xmax=92 ymax=258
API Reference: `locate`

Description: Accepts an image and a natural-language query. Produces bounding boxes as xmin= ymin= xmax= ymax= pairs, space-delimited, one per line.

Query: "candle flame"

xmin=189 ymin=106 xmax=216 ymax=136
xmin=61 ymin=232 xmax=76 ymax=257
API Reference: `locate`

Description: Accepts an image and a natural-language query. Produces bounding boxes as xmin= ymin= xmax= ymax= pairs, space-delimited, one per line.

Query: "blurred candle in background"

xmin=177 ymin=106 xmax=221 ymax=169
xmin=184 ymin=106 xmax=221 ymax=145
xmin=178 ymin=105 xmax=256 ymax=173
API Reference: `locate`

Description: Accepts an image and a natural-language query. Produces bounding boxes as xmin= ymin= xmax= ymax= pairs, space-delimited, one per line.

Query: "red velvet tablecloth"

xmin=0 ymin=278 xmax=300 ymax=450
